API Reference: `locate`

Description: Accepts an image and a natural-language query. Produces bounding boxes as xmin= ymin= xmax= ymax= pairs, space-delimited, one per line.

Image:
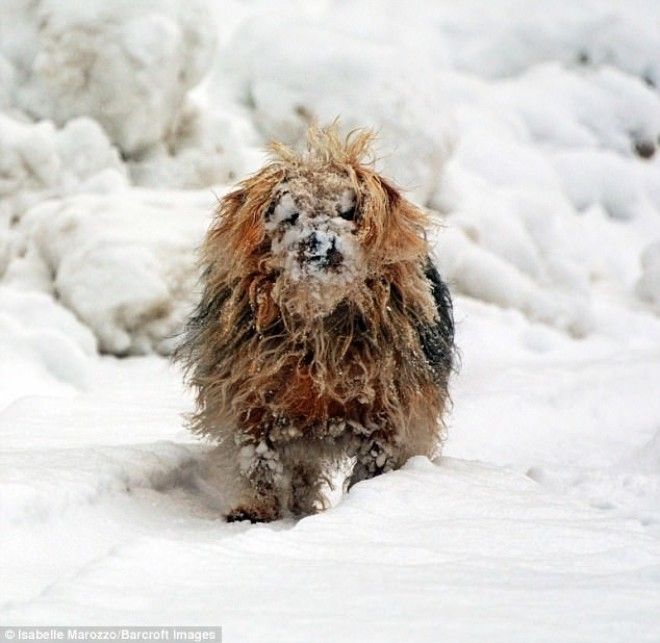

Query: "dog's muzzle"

xmin=298 ymin=231 xmax=344 ymax=270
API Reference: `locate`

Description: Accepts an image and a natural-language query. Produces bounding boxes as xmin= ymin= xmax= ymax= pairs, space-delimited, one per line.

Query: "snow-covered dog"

xmin=175 ymin=126 xmax=454 ymax=522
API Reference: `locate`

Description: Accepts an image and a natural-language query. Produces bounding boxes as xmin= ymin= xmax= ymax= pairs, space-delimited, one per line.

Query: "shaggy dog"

xmin=175 ymin=126 xmax=454 ymax=522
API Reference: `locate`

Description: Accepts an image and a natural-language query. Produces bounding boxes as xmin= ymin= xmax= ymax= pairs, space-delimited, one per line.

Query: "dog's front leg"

xmin=346 ymin=432 xmax=400 ymax=490
xmin=286 ymin=458 xmax=327 ymax=517
xmin=224 ymin=437 xmax=284 ymax=523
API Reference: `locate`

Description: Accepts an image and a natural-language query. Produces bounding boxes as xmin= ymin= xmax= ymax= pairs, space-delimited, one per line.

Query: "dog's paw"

xmin=225 ymin=503 xmax=279 ymax=523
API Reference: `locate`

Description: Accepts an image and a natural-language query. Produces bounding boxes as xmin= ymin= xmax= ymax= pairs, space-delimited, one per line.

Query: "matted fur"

xmin=175 ymin=126 xmax=454 ymax=522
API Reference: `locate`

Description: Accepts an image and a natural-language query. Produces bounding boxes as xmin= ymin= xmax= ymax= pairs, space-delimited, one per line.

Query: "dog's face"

xmin=208 ymin=128 xmax=430 ymax=322
xmin=264 ymin=169 xmax=362 ymax=292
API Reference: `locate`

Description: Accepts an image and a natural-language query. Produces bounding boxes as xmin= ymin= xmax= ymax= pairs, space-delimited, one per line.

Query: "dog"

xmin=175 ymin=126 xmax=454 ymax=522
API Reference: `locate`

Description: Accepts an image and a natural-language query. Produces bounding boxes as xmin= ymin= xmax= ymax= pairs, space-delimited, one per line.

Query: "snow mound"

xmin=437 ymin=0 xmax=660 ymax=84
xmin=0 ymin=53 xmax=14 ymax=108
xmin=431 ymin=161 xmax=594 ymax=336
xmin=528 ymin=426 xmax=660 ymax=536
xmin=0 ymin=112 xmax=126 ymax=221
xmin=0 ymin=287 xmax=96 ymax=412
xmin=551 ymin=149 xmax=659 ymax=221
xmin=493 ymin=64 xmax=660 ymax=158
xmin=433 ymin=228 xmax=591 ymax=336
xmin=6 ymin=190 xmax=213 ymax=355
xmin=2 ymin=451 xmax=660 ymax=641
xmin=425 ymin=67 xmax=660 ymax=334
xmin=0 ymin=324 xmax=659 ymax=638
xmin=1 ymin=0 xmax=217 ymax=155
xmin=216 ymin=14 xmax=456 ymax=205
xmin=127 ymin=102 xmax=264 ymax=190
xmin=637 ymin=242 xmax=660 ymax=313
xmin=0 ymin=441 xmax=200 ymax=525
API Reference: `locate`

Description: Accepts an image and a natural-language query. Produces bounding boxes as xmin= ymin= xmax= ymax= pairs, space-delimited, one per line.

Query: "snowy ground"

xmin=2 ymin=0 xmax=660 ymax=641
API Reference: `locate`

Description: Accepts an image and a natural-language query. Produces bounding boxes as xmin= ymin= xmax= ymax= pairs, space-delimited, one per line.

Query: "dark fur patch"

xmin=418 ymin=258 xmax=455 ymax=381
xmin=174 ymin=280 xmax=252 ymax=379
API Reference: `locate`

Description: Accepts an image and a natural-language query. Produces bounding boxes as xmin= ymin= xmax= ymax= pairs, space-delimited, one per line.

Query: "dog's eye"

xmin=284 ymin=211 xmax=299 ymax=225
xmin=264 ymin=201 xmax=277 ymax=221
xmin=339 ymin=206 xmax=357 ymax=222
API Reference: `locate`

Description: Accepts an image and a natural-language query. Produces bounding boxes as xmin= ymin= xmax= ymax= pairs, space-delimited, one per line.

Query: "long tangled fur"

xmin=175 ymin=125 xmax=454 ymax=522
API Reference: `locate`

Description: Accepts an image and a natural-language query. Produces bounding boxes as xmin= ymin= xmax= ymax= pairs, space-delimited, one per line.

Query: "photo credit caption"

xmin=0 ymin=629 xmax=221 ymax=642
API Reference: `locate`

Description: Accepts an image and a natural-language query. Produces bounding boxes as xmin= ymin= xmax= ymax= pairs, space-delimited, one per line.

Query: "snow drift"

xmin=0 ymin=0 xmax=218 ymax=155
xmin=6 ymin=189 xmax=213 ymax=355
xmin=1 ymin=0 xmax=660 ymax=638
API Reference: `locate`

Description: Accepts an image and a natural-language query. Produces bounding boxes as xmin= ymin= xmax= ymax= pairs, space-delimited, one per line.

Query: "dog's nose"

xmin=324 ymin=239 xmax=343 ymax=269
xmin=299 ymin=232 xmax=343 ymax=269
xmin=307 ymin=232 xmax=321 ymax=253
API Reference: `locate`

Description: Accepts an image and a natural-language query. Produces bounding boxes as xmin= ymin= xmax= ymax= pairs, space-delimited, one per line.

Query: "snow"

xmin=0 ymin=287 xmax=96 ymax=411
xmin=637 ymin=241 xmax=660 ymax=312
xmin=216 ymin=12 xmax=456 ymax=204
xmin=0 ymin=112 xmax=127 ymax=222
xmin=1 ymin=357 xmax=660 ymax=641
xmin=2 ymin=0 xmax=218 ymax=156
xmin=5 ymin=189 xmax=213 ymax=355
xmin=2 ymin=0 xmax=660 ymax=639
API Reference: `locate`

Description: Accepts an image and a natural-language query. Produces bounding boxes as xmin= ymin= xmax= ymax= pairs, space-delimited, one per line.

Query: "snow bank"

xmin=0 ymin=53 xmax=14 ymax=109
xmin=492 ymin=64 xmax=660 ymax=158
xmin=0 ymin=287 xmax=96 ymax=412
xmin=0 ymin=0 xmax=259 ymax=192
xmin=203 ymin=2 xmax=660 ymax=339
xmin=433 ymin=0 xmax=660 ymax=84
xmin=0 ymin=112 xmax=126 ymax=221
xmin=2 ymin=0 xmax=658 ymax=345
xmin=0 ymin=3 xmax=659 ymax=634
xmin=551 ymin=150 xmax=658 ymax=221
xmin=637 ymin=242 xmax=660 ymax=313
xmin=2 ymin=430 xmax=660 ymax=641
xmin=6 ymin=190 xmax=213 ymax=355
xmin=447 ymin=296 xmax=660 ymax=466
xmin=422 ymin=68 xmax=660 ymax=335
xmin=127 ymin=102 xmax=264 ymax=190
xmin=0 ymin=0 xmax=217 ymax=155
xmin=215 ymin=13 xmax=456 ymax=205
xmin=0 ymin=441 xmax=200 ymax=525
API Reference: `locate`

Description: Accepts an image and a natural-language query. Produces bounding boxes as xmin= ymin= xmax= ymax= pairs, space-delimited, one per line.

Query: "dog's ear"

xmin=356 ymin=171 xmax=428 ymax=264
xmin=206 ymin=166 xmax=284 ymax=265
xmin=383 ymin=177 xmax=429 ymax=259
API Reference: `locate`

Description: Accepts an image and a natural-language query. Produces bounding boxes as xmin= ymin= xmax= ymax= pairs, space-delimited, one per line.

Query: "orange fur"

xmin=176 ymin=125 xmax=454 ymax=522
